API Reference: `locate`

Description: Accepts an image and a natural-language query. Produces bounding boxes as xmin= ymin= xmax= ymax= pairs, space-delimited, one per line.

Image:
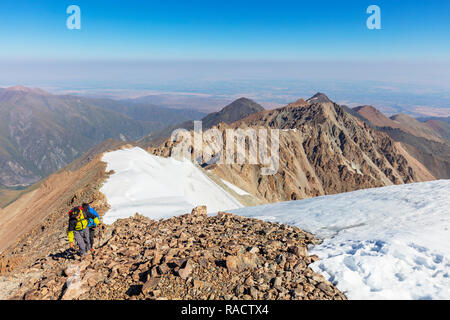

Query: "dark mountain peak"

xmin=307 ymin=92 xmax=333 ymax=104
xmin=308 ymin=92 xmax=333 ymax=103
xmin=222 ymin=97 xmax=265 ymax=112
xmin=139 ymin=97 xmax=265 ymax=147
xmin=353 ymin=105 xmax=380 ymax=113
xmin=201 ymin=97 xmax=265 ymax=128
xmin=233 ymin=97 xmax=253 ymax=103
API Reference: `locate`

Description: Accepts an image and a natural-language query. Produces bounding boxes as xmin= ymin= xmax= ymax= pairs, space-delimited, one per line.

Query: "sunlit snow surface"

xmin=100 ymin=147 xmax=243 ymax=224
xmin=100 ymin=148 xmax=449 ymax=299
xmin=234 ymin=180 xmax=450 ymax=299
xmin=220 ymin=179 xmax=250 ymax=196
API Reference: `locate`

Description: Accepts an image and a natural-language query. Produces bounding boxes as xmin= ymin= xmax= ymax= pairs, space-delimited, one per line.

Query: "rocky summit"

xmin=8 ymin=206 xmax=346 ymax=300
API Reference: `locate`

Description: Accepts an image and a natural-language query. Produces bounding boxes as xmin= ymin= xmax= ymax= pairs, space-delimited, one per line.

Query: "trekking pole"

xmin=99 ymin=225 xmax=103 ymax=247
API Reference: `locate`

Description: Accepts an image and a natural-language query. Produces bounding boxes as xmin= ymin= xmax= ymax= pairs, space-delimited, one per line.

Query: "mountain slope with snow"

xmin=234 ymin=180 xmax=450 ymax=299
xmin=99 ymin=147 xmax=449 ymax=299
xmin=100 ymin=147 xmax=243 ymax=224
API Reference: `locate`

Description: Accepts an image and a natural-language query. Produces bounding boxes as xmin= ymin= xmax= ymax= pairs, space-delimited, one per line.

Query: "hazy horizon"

xmin=1 ymin=1 xmax=450 ymax=115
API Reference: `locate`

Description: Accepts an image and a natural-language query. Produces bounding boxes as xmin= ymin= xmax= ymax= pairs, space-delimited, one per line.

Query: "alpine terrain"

xmin=0 ymin=92 xmax=448 ymax=301
xmin=0 ymin=86 xmax=205 ymax=206
xmin=148 ymin=93 xmax=435 ymax=203
xmin=353 ymin=105 xmax=450 ymax=179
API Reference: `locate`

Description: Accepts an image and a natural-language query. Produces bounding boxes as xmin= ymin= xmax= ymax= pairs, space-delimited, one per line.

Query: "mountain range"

xmin=148 ymin=93 xmax=435 ymax=203
xmin=0 ymin=89 xmax=448 ymax=301
xmin=1 ymin=87 xmax=447 ymax=205
xmin=139 ymin=97 xmax=265 ymax=147
xmin=0 ymin=86 xmax=205 ymax=189
xmin=351 ymin=105 xmax=450 ymax=179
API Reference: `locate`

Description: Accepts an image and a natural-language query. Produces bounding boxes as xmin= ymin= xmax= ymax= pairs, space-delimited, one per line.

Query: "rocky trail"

xmin=6 ymin=206 xmax=346 ymax=300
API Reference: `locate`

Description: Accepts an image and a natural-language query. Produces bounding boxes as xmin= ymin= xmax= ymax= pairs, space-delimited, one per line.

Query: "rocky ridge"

xmin=148 ymin=95 xmax=435 ymax=203
xmin=8 ymin=206 xmax=346 ymax=300
xmin=353 ymin=105 xmax=450 ymax=179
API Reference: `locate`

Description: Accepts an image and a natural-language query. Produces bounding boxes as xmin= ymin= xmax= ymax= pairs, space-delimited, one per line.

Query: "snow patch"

xmin=100 ymin=147 xmax=243 ymax=224
xmin=234 ymin=180 xmax=450 ymax=299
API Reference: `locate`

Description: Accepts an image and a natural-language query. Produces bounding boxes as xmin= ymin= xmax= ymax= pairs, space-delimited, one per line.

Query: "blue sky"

xmin=1 ymin=0 xmax=449 ymax=61
xmin=0 ymin=0 xmax=450 ymax=93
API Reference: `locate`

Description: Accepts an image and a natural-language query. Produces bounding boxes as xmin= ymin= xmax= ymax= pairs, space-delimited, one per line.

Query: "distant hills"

xmin=123 ymin=93 xmax=230 ymax=113
xmin=89 ymin=97 xmax=205 ymax=124
xmin=1 ymin=85 xmax=448 ymax=205
xmin=353 ymin=105 xmax=450 ymax=179
xmin=417 ymin=116 xmax=450 ymax=124
xmin=201 ymin=97 xmax=265 ymax=128
xmin=353 ymin=105 xmax=446 ymax=142
xmin=140 ymin=97 xmax=265 ymax=147
xmin=424 ymin=119 xmax=450 ymax=141
xmin=0 ymin=86 xmax=204 ymax=188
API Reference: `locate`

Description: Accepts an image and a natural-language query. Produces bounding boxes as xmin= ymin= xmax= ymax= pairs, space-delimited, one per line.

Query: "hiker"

xmin=67 ymin=206 xmax=99 ymax=258
xmin=82 ymin=202 xmax=100 ymax=252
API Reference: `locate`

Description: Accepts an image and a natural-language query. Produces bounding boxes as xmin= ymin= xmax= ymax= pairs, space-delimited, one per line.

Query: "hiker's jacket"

xmin=85 ymin=205 xmax=100 ymax=228
xmin=68 ymin=209 xmax=99 ymax=243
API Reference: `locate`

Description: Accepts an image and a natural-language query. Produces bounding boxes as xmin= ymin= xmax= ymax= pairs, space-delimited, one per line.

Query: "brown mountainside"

xmin=0 ymin=146 xmax=344 ymax=300
xmin=353 ymin=105 xmax=450 ymax=179
xmin=149 ymin=95 xmax=435 ymax=203
xmin=0 ymin=93 xmax=440 ymax=300
xmin=354 ymin=106 xmax=445 ymax=142
xmin=353 ymin=105 xmax=401 ymax=128
xmin=390 ymin=114 xmax=445 ymax=143
xmin=0 ymin=86 xmax=205 ymax=189
xmin=426 ymin=119 xmax=450 ymax=141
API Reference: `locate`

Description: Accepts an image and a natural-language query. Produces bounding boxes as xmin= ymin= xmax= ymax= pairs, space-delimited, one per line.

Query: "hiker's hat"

xmin=68 ymin=207 xmax=80 ymax=216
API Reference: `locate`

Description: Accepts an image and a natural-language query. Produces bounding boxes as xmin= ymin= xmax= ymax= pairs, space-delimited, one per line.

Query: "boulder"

xmin=193 ymin=280 xmax=204 ymax=289
xmin=178 ymin=259 xmax=193 ymax=279
xmin=272 ymin=277 xmax=282 ymax=288
xmin=191 ymin=206 xmax=207 ymax=216
xmin=142 ymin=277 xmax=160 ymax=294
xmin=289 ymin=245 xmax=308 ymax=258
xmin=61 ymin=274 xmax=86 ymax=300
xmin=226 ymin=253 xmax=260 ymax=273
